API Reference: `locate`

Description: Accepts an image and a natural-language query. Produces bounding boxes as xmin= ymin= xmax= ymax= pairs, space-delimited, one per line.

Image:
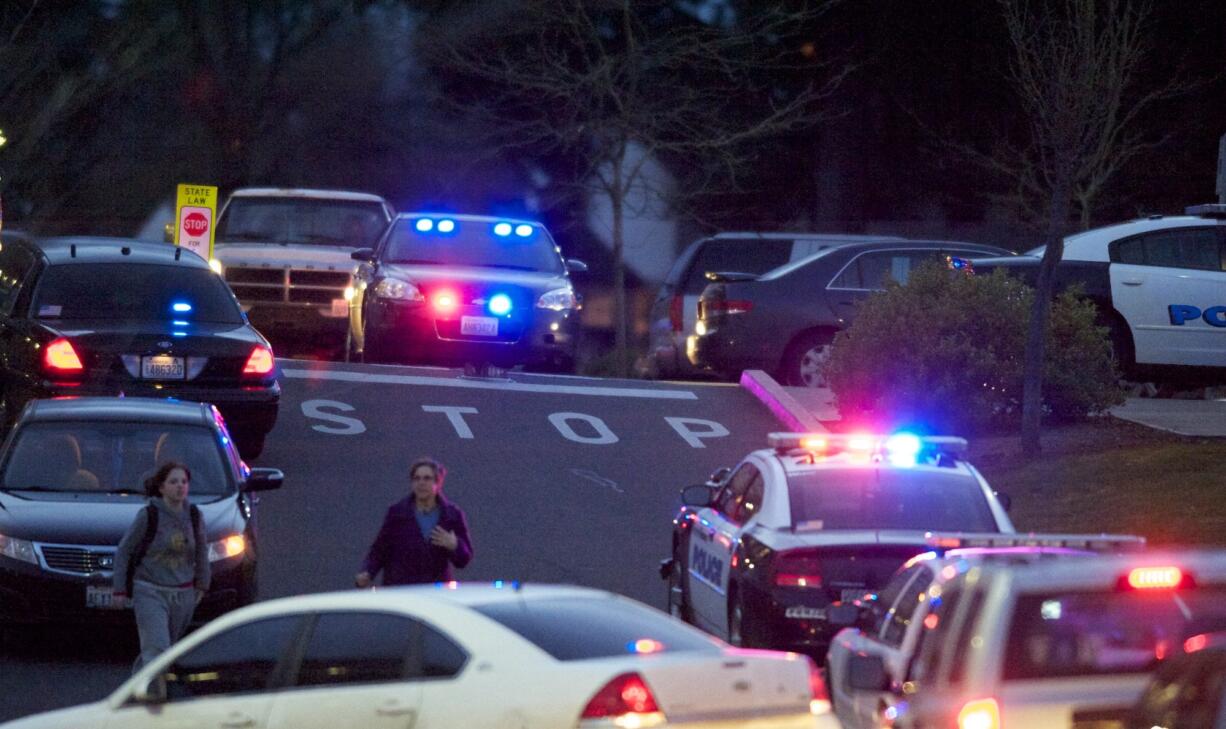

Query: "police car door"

xmin=689 ymin=461 xmax=757 ymax=634
xmin=1110 ymin=227 xmax=1226 ymax=366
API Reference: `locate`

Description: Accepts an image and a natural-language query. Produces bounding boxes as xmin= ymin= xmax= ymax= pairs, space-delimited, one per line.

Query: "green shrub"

xmin=825 ymin=264 xmax=1123 ymax=433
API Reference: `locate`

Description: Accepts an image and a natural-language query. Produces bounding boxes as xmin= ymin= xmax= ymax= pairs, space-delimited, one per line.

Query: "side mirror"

xmin=708 ymin=466 xmax=731 ymax=484
xmin=565 ymin=259 xmax=588 ymax=274
xmin=848 ymin=654 xmax=890 ymax=692
xmin=243 ymin=467 xmax=284 ymax=492
xmin=680 ymin=484 xmax=716 ymax=507
xmin=132 ymin=673 xmax=167 ymax=705
xmin=350 ymin=248 xmax=375 ymax=263
xmin=994 ymin=490 xmax=1012 ymax=512
xmin=163 ymin=223 xmax=175 ymax=244
xmin=827 ymin=603 xmax=862 ymax=628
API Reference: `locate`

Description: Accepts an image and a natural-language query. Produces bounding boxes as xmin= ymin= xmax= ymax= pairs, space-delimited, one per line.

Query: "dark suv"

xmin=0 ymin=236 xmax=280 ymax=457
xmin=0 ymin=397 xmax=282 ymax=628
xmin=349 ymin=213 xmax=586 ymax=372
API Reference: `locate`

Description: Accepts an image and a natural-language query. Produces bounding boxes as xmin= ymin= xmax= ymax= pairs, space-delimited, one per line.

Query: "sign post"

xmin=1217 ymin=133 xmax=1226 ymax=204
xmin=174 ymin=184 xmax=219 ymax=261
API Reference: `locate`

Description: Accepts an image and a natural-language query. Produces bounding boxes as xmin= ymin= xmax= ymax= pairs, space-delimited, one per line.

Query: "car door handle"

xmin=220 ymin=714 xmax=256 ymax=728
xmin=376 ymin=703 xmax=417 ymax=718
xmin=1122 ymin=279 xmax=1143 ymax=286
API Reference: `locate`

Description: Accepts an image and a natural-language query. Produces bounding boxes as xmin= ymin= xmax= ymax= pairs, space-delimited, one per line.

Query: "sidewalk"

xmin=741 ymin=369 xmax=1226 ymax=437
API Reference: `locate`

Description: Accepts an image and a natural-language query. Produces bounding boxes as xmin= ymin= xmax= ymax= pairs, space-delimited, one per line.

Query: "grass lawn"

xmin=968 ymin=417 xmax=1226 ymax=547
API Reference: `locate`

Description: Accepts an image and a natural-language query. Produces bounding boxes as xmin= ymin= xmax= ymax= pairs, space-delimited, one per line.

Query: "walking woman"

xmin=112 ymin=461 xmax=209 ymax=671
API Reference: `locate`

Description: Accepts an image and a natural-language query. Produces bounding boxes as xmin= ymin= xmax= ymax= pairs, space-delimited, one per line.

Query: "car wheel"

xmin=235 ymin=431 xmax=266 ymax=461
xmin=728 ymin=589 xmax=749 ymax=647
xmin=235 ymin=569 xmax=259 ymax=607
xmin=783 ymin=331 xmax=834 ymax=388
xmin=1106 ymin=316 xmax=1135 ymax=377
xmin=666 ymin=554 xmax=692 ymax=623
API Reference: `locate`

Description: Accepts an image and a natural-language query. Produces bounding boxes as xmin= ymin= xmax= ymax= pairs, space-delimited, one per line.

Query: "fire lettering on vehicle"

xmin=690 ymin=544 xmax=725 ymax=586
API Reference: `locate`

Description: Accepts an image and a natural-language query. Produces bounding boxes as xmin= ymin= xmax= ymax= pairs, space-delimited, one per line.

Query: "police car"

xmin=823 ymin=534 xmax=1145 ymax=729
xmin=658 ymin=432 xmax=1015 ymax=658
xmin=964 ymin=204 xmax=1226 ymax=375
xmin=892 ymin=550 xmax=1226 ymax=729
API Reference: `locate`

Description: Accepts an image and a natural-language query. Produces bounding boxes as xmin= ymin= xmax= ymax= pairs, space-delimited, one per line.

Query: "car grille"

xmin=225 ymin=266 xmax=351 ymax=305
xmin=39 ymin=545 xmax=114 ymax=574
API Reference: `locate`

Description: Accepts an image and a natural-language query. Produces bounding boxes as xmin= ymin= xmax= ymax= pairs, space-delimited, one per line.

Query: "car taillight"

xmin=957 ymin=698 xmax=1000 ymax=729
xmin=432 ymin=289 xmax=459 ymax=315
xmin=243 ymin=346 xmax=275 ymax=376
xmin=807 ymin=657 xmax=832 ymax=715
xmin=775 ymin=549 xmax=822 ymax=588
xmin=668 ymin=295 xmax=683 ymax=332
xmin=43 ymin=338 xmax=84 ymax=374
xmin=703 ymin=299 xmax=753 ymax=315
xmin=579 ymin=672 xmax=664 ymax=726
xmin=1125 ymin=566 xmax=1187 ymax=589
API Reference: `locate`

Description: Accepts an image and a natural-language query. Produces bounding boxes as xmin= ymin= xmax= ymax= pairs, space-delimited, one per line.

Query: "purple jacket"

xmin=360 ymin=494 xmax=473 ymax=585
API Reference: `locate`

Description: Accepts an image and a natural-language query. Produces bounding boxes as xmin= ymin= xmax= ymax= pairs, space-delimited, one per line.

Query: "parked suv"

xmin=646 ymin=232 xmax=905 ymax=379
xmin=214 ymin=188 xmax=395 ymax=354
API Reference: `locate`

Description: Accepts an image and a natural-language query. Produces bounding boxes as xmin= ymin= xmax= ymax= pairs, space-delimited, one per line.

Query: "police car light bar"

xmin=768 ymin=432 xmax=968 ymax=457
xmin=923 ymin=532 xmax=1146 ymax=552
xmin=1185 ymin=204 xmax=1226 ymax=218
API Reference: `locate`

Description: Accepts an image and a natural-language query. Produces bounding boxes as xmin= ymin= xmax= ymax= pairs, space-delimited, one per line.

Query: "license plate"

xmin=141 ymin=355 xmax=185 ymax=379
xmin=86 ymin=585 xmax=130 ymax=610
xmin=460 ymin=316 xmax=498 ymax=337
xmin=328 ymin=298 xmax=348 ymax=317
xmin=841 ymin=588 xmax=868 ymax=603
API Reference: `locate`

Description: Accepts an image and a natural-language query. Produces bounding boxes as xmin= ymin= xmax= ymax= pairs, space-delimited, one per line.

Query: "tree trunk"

xmin=1020 ymin=176 xmax=1071 ymax=455
xmin=611 ymin=161 xmax=629 ymax=378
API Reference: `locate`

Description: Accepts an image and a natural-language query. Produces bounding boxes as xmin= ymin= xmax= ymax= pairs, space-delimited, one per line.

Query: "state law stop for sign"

xmin=174 ymin=183 xmax=218 ymax=261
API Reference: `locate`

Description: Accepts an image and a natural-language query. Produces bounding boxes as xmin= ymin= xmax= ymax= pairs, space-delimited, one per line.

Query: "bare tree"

xmin=419 ymin=0 xmax=845 ymax=375
xmin=994 ymin=0 xmax=1182 ymax=454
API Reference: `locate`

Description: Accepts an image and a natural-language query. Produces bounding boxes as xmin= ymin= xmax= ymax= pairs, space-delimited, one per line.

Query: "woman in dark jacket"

xmin=355 ymin=457 xmax=473 ymax=586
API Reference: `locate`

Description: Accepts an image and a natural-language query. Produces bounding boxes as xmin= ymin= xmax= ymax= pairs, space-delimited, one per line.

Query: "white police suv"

xmin=659 ymin=432 xmax=1014 ymax=659
xmin=966 ymin=204 xmax=1226 ymax=375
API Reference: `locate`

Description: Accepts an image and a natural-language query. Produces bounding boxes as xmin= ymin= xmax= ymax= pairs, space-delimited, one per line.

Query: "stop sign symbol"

xmin=184 ymin=212 xmax=209 ymax=236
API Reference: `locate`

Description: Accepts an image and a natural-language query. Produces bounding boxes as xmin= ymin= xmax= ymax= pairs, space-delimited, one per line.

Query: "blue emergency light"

xmin=493 ymin=222 xmax=512 ymax=237
xmin=171 ymin=302 xmax=192 ymax=313
xmin=415 ymin=218 xmax=434 ymax=232
xmin=436 ymin=219 xmax=456 ymax=233
xmin=488 ymin=293 xmax=512 ymax=316
xmin=514 ymin=224 xmax=534 ymax=238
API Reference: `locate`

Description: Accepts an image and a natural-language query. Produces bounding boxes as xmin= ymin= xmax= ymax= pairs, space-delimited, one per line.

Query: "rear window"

xmin=1003 ymin=588 xmax=1226 ymax=680
xmin=787 ymin=468 xmax=998 ymax=532
xmin=472 ymin=597 xmax=720 ymax=661
xmin=382 ymin=219 xmax=563 ymax=274
xmin=218 ymin=198 xmax=388 ymax=248
xmin=1 ymin=422 xmax=233 ymax=496
xmin=33 ymin=264 xmax=244 ymax=324
xmin=681 ymin=239 xmax=794 ymax=294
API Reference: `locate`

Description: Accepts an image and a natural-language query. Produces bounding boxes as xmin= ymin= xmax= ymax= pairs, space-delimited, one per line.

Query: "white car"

xmin=823 ymin=534 xmax=1144 ymax=729
xmin=1 ymin=583 xmax=837 ymax=729
xmin=967 ymin=204 xmax=1226 ymax=373
xmin=891 ymin=550 xmax=1226 ymax=729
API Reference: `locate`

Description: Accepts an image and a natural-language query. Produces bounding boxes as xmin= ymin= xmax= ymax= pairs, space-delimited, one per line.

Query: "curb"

xmin=739 ymin=369 xmax=827 ymax=433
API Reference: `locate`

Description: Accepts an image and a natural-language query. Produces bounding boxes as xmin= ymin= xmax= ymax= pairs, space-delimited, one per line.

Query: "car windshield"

xmin=787 ymin=467 xmax=998 ymax=531
xmin=381 ymin=219 xmax=564 ymax=274
xmin=1004 ymin=587 xmax=1226 ymax=679
xmin=32 ymin=263 xmax=244 ymax=324
xmin=217 ymin=198 xmax=388 ymax=248
xmin=472 ymin=597 xmax=721 ymax=661
xmin=0 ymin=422 xmax=233 ymax=496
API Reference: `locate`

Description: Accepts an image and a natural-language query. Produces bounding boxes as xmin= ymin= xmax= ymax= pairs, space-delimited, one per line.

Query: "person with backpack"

xmin=112 ymin=460 xmax=209 ymax=671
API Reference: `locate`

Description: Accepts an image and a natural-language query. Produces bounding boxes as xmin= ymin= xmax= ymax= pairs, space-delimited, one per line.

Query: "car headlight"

xmin=209 ymin=258 xmax=224 ymax=276
xmin=0 ymin=532 xmax=38 ymax=565
xmin=536 ymin=287 xmax=577 ymax=311
xmin=207 ymin=534 xmax=246 ymax=562
xmin=374 ymin=278 xmax=424 ymax=302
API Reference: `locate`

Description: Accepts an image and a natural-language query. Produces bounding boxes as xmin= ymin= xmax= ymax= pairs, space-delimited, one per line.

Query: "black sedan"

xmin=0 ymin=236 xmax=280 ymax=458
xmin=689 ymin=240 xmax=1011 ymax=386
xmin=349 ymin=213 xmax=586 ymax=373
xmin=0 ymin=397 xmax=282 ymax=632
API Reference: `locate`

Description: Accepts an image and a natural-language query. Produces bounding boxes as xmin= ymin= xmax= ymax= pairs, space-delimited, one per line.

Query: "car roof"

xmin=773 ymin=448 xmax=979 ymax=480
xmin=989 ymin=549 xmax=1226 ymax=592
xmin=227 ymin=188 xmax=388 ymax=203
xmin=21 ymin=397 xmax=213 ymax=426
xmin=33 ymin=236 xmax=213 ymax=268
xmin=395 ymin=212 xmax=545 ymax=227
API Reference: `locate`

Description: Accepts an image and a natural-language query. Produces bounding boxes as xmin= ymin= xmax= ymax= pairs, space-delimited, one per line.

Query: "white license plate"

xmin=328 ymin=298 xmax=348 ymax=317
xmin=86 ymin=585 xmax=130 ymax=610
xmin=460 ymin=316 xmax=498 ymax=337
xmin=142 ymin=355 xmax=185 ymax=379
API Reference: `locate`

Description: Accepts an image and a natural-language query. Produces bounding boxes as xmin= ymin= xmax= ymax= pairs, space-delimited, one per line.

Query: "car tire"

xmin=782 ymin=331 xmax=835 ymax=388
xmin=235 ymin=431 xmax=266 ymax=461
xmin=235 ymin=569 xmax=259 ymax=608
xmin=728 ymin=589 xmax=750 ymax=647
xmin=1106 ymin=315 xmax=1135 ymax=378
xmin=666 ymin=552 xmax=693 ymax=623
